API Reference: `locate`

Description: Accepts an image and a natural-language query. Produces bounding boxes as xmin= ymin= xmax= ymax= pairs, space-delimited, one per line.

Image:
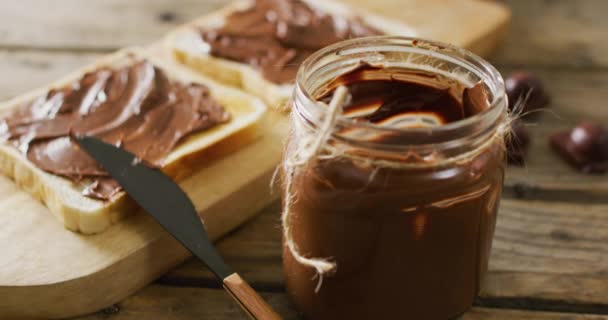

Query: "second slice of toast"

xmin=166 ymin=0 xmax=417 ymax=109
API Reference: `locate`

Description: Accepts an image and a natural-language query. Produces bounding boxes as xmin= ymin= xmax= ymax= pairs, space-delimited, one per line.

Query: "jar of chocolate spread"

xmin=281 ymin=37 xmax=508 ymax=319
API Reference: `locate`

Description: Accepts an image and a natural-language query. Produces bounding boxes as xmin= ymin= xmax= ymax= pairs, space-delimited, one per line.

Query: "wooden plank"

xmin=75 ymin=286 xmax=608 ymax=319
xmin=0 ymin=0 xmax=228 ymax=50
xmin=480 ymin=273 xmax=608 ymax=314
xmin=160 ymin=199 xmax=608 ymax=312
xmin=495 ymin=0 xmax=608 ymax=68
xmin=77 ymin=286 xmax=300 ymax=320
xmin=491 ymin=201 xmax=608 ymax=276
xmin=463 ymin=308 xmax=608 ymax=320
xmin=0 ymin=0 xmax=509 ymax=56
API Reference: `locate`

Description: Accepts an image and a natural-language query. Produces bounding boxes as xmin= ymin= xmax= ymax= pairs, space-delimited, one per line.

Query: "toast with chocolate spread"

xmin=166 ymin=0 xmax=416 ymax=109
xmin=0 ymin=49 xmax=266 ymax=234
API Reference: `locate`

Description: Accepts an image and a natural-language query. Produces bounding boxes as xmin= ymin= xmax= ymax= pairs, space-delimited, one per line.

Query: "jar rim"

xmin=294 ymin=36 xmax=507 ymax=146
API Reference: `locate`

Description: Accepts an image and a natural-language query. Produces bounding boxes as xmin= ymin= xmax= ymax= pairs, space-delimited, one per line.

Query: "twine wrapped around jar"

xmin=280 ymin=86 xmax=348 ymax=293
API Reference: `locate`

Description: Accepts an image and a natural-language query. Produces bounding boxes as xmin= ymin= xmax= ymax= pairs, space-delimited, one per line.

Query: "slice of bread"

xmin=166 ymin=0 xmax=417 ymax=109
xmin=0 ymin=48 xmax=267 ymax=234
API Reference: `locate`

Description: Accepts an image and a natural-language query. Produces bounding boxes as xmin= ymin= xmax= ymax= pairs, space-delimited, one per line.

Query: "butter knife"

xmin=75 ymin=136 xmax=281 ymax=320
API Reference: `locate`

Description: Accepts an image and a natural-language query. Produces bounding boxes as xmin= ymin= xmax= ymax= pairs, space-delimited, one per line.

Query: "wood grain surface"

xmin=1 ymin=0 xmax=607 ymax=319
xmin=494 ymin=0 xmax=608 ymax=68
xmin=75 ymin=286 xmax=608 ymax=320
xmin=0 ymin=0 xmax=227 ymax=50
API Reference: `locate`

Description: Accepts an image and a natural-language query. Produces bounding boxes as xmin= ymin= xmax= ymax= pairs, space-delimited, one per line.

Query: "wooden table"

xmin=1 ymin=1 xmax=607 ymax=319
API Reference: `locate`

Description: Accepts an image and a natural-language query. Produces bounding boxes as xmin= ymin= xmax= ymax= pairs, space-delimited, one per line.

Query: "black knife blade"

xmin=75 ymin=136 xmax=232 ymax=280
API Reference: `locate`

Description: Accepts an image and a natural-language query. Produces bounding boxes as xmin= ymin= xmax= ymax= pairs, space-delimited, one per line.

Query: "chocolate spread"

xmin=1 ymin=60 xmax=230 ymax=200
xmin=200 ymin=0 xmax=382 ymax=84
xmin=284 ymin=65 xmax=505 ymax=319
xmin=318 ymin=64 xmax=491 ymax=127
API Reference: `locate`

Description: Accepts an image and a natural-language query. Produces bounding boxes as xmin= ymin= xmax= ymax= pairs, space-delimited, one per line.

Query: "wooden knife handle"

xmin=223 ymin=273 xmax=282 ymax=320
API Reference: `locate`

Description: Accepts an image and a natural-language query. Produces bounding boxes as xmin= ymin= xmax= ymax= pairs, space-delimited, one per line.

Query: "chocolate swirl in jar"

xmin=318 ymin=63 xmax=491 ymax=127
xmin=200 ymin=0 xmax=382 ymax=84
xmin=0 ymin=60 xmax=231 ymax=200
xmin=283 ymin=38 xmax=508 ymax=320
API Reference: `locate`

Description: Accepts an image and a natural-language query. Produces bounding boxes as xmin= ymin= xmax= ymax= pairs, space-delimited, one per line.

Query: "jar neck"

xmin=292 ymin=36 xmax=508 ymax=163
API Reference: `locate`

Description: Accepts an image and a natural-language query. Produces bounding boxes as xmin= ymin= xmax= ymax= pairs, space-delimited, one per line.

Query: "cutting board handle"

xmin=223 ymin=273 xmax=282 ymax=320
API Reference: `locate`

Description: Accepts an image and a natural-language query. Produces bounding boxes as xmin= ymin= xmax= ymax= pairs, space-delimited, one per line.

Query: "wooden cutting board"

xmin=0 ymin=1 xmax=510 ymax=318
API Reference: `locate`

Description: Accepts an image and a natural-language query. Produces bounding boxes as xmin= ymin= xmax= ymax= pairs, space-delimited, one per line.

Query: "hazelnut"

xmin=505 ymin=71 xmax=550 ymax=116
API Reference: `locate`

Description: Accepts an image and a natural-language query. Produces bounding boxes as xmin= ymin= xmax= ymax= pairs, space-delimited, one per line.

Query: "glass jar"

xmin=282 ymin=36 xmax=508 ymax=319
